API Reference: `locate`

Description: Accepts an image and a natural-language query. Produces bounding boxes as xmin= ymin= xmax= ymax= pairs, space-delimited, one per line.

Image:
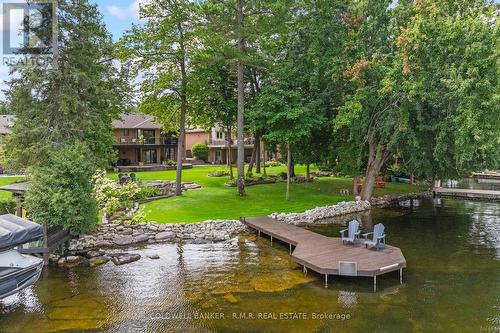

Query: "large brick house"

xmin=112 ymin=113 xmax=178 ymax=166
xmin=113 ymin=113 xmax=256 ymax=166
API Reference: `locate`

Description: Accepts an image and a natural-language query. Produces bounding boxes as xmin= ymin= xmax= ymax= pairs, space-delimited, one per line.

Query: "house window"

xmin=123 ymin=128 xmax=130 ymax=136
xmin=142 ymin=129 xmax=155 ymax=144
xmin=216 ymin=131 xmax=224 ymax=140
xmin=215 ymin=150 xmax=222 ymax=163
xmin=144 ymin=149 xmax=157 ymax=164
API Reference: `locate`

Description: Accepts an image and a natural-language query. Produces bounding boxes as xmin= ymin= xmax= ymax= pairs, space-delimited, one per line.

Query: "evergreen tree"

xmin=5 ymin=0 xmax=129 ymax=232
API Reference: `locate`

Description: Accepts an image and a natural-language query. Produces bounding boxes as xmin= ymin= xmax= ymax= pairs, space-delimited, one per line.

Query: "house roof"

xmin=0 ymin=115 xmax=15 ymax=134
xmin=112 ymin=113 xmax=162 ymax=129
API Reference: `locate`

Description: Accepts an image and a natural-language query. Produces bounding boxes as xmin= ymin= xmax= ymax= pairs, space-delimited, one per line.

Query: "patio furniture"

xmin=363 ymin=223 xmax=386 ymax=250
xmin=375 ymin=176 xmax=386 ymax=188
xmin=340 ymin=220 xmax=360 ymax=245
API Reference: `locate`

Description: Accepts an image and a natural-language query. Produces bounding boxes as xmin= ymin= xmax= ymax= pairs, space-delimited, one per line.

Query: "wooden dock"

xmin=433 ymin=188 xmax=500 ymax=201
xmin=243 ymin=217 xmax=406 ymax=290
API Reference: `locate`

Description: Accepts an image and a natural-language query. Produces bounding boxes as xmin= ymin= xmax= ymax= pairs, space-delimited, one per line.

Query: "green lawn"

xmin=109 ymin=165 xmax=425 ymax=224
xmin=0 ymin=176 xmax=23 ymax=200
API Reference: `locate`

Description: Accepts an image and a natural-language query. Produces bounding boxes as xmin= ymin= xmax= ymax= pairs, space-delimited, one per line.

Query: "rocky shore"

xmin=59 ymin=191 xmax=430 ymax=267
xmin=68 ymin=219 xmax=250 ymax=253
xmin=269 ymin=192 xmax=431 ymax=225
xmin=270 ymin=200 xmax=371 ymax=225
xmin=370 ymin=191 xmax=432 ymax=207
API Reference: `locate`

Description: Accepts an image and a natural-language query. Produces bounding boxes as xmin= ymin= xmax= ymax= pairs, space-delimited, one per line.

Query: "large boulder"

xmin=155 ymin=231 xmax=174 ymax=241
xmin=89 ymin=256 xmax=110 ymax=266
xmin=109 ymin=253 xmax=141 ymax=265
xmin=57 ymin=256 xmax=88 ymax=268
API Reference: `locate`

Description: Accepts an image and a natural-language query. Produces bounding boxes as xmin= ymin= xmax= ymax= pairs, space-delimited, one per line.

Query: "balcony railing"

xmin=208 ymin=138 xmax=255 ymax=146
xmin=116 ymin=137 xmax=156 ymax=145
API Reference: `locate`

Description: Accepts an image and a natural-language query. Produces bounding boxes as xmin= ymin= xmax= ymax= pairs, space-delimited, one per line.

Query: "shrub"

xmin=191 ymin=142 xmax=209 ymax=162
xmin=208 ymin=170 xmax=229 ymax=177
xmin=0 ymin=199 xmax=16 ymax=214
xmin=278 ymin=172 xmax=288 ymax=180
xmin=265 ymin=161 xmax=281 ymax=167
xmin=93 ymin=170 xmax=141 ymax=217
xmin=167 ymin=159 xmax=175 ymax=166
xmin=245 ymin=171 xmax=253 ymax=179
xmin=25 ymin=141 xmax=98 ymax=234
xmin=136 ymin=186 xmax=161 ymax=199
xmin=131 ymin=206 xmax=146 ymax=224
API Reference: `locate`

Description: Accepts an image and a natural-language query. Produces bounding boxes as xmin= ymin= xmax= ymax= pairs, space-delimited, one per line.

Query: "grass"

xmin=0 ymin=176 xmax=23 ymax=200
xmin=109 ymin=165 xmax=425 ymax=224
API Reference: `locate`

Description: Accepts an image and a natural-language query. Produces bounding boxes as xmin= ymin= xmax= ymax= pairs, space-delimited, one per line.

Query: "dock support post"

xmin=270 ymin=236 xmax=273 ymax=246
xmin=289 ymin=243 xmax=292 ymax=255
xmin=400 ymin=268 xmax=403 ymax=284
xmin=325 ymin=274 xmax=328 ymax=288
xmin=373 ymin=276 xmax=377 ymax=292
xmin=303 ymin=266 xmax=308 ymax=275
xmin=258 ymin=230 xmax=260 ymax=239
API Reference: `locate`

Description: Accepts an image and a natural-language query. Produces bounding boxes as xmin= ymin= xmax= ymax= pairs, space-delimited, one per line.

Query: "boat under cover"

xmin=0 ymin=214 xmax=44 ymax=300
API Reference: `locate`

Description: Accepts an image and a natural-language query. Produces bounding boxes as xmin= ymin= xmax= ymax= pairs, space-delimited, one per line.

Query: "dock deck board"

xmin=434 ymin=188 xmax=500 ymax=201
xmin=244 ymin=216 xmax=406 ymax=278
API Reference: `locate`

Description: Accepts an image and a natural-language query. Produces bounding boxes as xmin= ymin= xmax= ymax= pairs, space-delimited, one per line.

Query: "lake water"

xmin=1 ymin=198 xmax=499 ymax=332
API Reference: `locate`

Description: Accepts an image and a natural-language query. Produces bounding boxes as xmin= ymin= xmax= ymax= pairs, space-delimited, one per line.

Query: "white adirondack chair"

xmin=340 ymin=220 xmax=360 ymax=245
xmin=363 ymin=223 xmax=386 ymax=250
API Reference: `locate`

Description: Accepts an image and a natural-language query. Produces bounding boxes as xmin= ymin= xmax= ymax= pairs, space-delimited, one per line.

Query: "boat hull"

xmin=0 ymin=250 xmax=44 ymax=299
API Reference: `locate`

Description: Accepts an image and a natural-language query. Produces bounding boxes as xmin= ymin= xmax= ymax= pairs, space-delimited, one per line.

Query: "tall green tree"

xmin=252 ymin=84 xmax=320 ymax=200
xmin=118 ymin=0 xmax=199 ymax=196
xmin=190 ymin=55 xmax=238 ymax=178
xmin=199 ymin=0 xmax=289 ymax=196
xmin=392 ymin=0 xmax=500 ymax=180
xmin=333 ymin=0 xmax=410 ymax=200
xmin=5 ymin=0 xmax=128 ymax=232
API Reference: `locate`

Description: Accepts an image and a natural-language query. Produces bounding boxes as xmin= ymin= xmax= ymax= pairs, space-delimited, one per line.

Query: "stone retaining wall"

xmin=370 ymin=192 xmax=432 ymax=207
xmin=69 ymin=192 xmax=430 ymax=253
xmin=270 ymin=200 xmax=371 ymax=225
xmin=269 ymin=192 xmax=431 ymax=225
xmin=68 ymin=220 xmax=250 ymax=253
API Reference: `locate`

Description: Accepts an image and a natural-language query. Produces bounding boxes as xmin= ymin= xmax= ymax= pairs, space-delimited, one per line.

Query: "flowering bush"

xmin=92 ymin=170 xmax=141 ymax=217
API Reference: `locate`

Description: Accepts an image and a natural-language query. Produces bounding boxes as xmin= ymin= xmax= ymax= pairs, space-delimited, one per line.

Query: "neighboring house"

xmin=112 ymin=113 xmax=178 ymax=166
xmin=185 ymin=128 xmax=210 ymax=158
xmin=205 ymin=127 xmax=255 ymax=164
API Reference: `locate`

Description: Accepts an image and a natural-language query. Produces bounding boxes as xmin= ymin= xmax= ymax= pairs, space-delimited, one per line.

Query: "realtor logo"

xmin=2 ymin=1 xmax=57 ymax=56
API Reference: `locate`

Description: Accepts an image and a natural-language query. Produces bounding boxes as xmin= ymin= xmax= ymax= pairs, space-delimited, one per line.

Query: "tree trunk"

xmin=289 ymin=156 xmax=296 ymax=178
xmin=255 ymin=135 xmax=261 ymax=174
xmin=360 ymin=138 xmax=390 ymax=201
xmin=353 ymin=176 xmax=360 ymax=195
xmin=226 ymin=127 xmax=234 ymax=180
xmin=175 ymin=27 xmax=187 ymax=196
xmin=247 ymin=136 xmax=258 ymax=173
xmin=236 ymin=1 xmax=245 ymax=196
xmin=410 ymin=173 xmax=414 ymax=185
xmin=306 ymin=164 xmax=310 ymax=181
xmin=286 ymin=142 xmax=291 ymax=200
xmin=263 ymin=142 xmax=267 ymax=176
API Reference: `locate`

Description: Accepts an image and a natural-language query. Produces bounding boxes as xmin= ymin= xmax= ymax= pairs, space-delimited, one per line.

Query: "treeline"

xmin=4 ymin=0 xmax=499 ymax=232
xmin=118 ymin=0 xmax=499 ymax=200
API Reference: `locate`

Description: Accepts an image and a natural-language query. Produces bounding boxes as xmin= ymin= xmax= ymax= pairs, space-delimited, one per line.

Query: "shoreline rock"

xmin=68 ymin=219 xmax=250 ymax=254
xmin=270 ymin=200 xmax=371 ymax=225
xmin=67 ymin=192 xmax=430 ymax=256
xmin=370 ymin=191 xmax=432 ymax=207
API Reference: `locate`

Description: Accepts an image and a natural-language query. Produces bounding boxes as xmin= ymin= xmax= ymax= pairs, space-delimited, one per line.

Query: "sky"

xmin=0 ymin=0 xmax=142 ymax=100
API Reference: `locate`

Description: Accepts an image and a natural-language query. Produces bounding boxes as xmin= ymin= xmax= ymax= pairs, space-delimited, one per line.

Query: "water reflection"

xmin=0 ymin=199 xmax=499 ymax=333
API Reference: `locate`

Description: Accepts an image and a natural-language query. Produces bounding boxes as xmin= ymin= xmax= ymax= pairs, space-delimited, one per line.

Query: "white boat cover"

xmin=0 ymin=214 xmax=43 ymax=250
